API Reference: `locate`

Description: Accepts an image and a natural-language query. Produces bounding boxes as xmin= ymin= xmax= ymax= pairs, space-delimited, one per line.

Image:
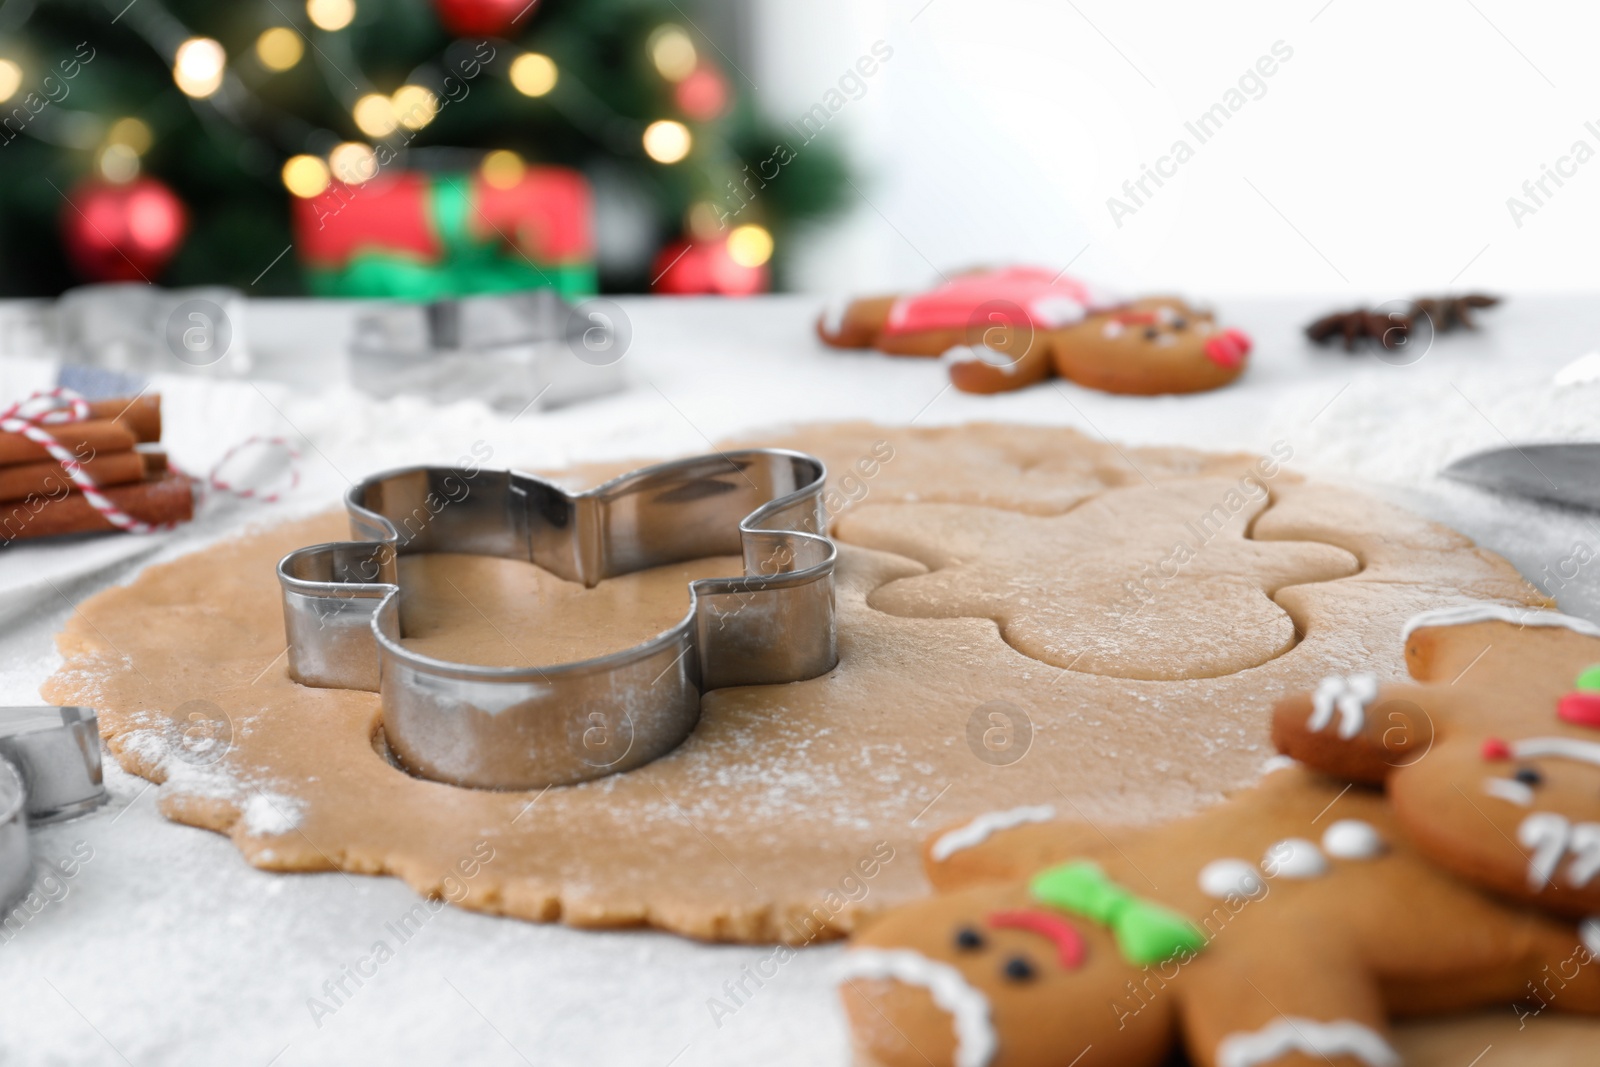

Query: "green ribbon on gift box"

xmin=305 ymin=176 xmax=597 ymax=301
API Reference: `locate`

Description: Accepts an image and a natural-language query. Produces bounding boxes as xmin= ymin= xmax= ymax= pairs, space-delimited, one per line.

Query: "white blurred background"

xmin=739 ymin=0 xmax=1600 ymax=298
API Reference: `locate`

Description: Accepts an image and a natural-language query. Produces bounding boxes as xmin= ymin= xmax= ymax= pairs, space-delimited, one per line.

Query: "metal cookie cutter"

xmin=277 ymin=450 xmax=837 ymax=791
xmin=0 ymin=707 xmax=109 ymax=910
xmin=0 ymin=760 xmax=27 ymax=911
xmin=0 ymin=708 xmax=108 ymax=823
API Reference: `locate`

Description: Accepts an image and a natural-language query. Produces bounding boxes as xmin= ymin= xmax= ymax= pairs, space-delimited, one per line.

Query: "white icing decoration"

xmin=940 ymin=344 xmax=1020 ymax=375
xmin=838 ymin=949 xmax=996 ymax=1067
xmin=1483 ymin=776 xmax=1535 ymax=807
xmin=929 ymin=805 xmax=1056 ymax=862
xmin=1216 ymin=1017 xmax=1400 ymax=1067
xmin=1262 ymin=838 xmax=1328 ymax=879
xmin=1154 ymin=332 xmax=1177 ymax=347
xmin=1321 ymin=820 xmax=1386 ymax=860
xmin=1198 ymin=858 xmax=1262 ymax=900
xmin=1028 ymin=295 xmax=1086 ymax=328
xmin=1519 ymin=812 xmax=1571 ymax=890
xmin=1581 ymin=916 xmax=1600 ymax=957
xmin=1308 ymin=673 xmax=1379 ymax=739
xmin=1102 ymin=320 xmax=1125 ymax=339
xmin=1567 ymin=823 xmax=1600 ymax=887
xmin=820 ymin=296 xmax=849 ymax=336
xmin=1554 ymin=351 xmax=1600 ymax=388
xmin=1511 ymin=736 xmax=1600 ymax=769
xmin=1401 ymin=603 xmax=1600 ymax=641
xmin=1260 ymin=754 xmax=1298 ymax=776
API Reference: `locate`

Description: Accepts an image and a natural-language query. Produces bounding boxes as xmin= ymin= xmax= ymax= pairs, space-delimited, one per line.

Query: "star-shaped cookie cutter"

xmin=277 ymin=450 xmax=838 ymax=790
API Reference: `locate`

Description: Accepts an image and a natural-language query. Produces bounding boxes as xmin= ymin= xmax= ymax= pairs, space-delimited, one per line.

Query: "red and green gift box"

xmin=292 ymin=167 xmax=596 ymax=301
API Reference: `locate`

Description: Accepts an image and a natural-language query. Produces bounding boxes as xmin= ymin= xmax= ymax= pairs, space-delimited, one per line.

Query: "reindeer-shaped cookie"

xmin=817 ymin=267 xmax=1251 ymax=397
xmin=838 ymin=606 xmax=1600 ymax=1067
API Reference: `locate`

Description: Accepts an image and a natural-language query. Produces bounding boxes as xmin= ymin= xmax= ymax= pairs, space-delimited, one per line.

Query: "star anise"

xmin=1305 ymin=308 xmax=1412 ymax=352
xmin=1305 ymin=294 xmax=1500 ymax=353
xmin=1410 ymin=293 xmax=1500 ymax=333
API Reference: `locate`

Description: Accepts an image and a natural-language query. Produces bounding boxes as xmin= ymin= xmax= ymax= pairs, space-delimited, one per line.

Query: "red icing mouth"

xmin=1482 ymin=737 xmax=1512 ymax=760
xmin=987 ymin=909 xmax=1086 ymax=968
xmin=1559 ymin=691 xmax=1600 ymax=728
xmin=1204 ymin=328 xmax=1251 ymax=368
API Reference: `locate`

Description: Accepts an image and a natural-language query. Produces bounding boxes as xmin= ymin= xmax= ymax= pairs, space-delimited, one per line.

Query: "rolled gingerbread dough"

xmin=45 ymin=422 xmax=1542 ymax=945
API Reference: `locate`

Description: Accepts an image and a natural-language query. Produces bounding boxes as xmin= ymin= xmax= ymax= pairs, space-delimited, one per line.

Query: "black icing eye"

xmin=1171 ymin=317 xmax=1188 ymax=330
xmin=954 ymin=926 xmax=985 ymax=951
xmin=1002 ymin=955 xmax=1036 ymax=982
xmin=1143 ymin=326 xmax=1160 ymax=341
xmin=1514 ymin=767 xmax=1543 ymax=787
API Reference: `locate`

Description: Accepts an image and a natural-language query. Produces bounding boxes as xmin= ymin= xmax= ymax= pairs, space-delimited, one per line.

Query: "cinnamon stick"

xmin=86 ymin=395 xmax=161 ymax=443
xmin=0 ymin=420 xmax=137 ymax=466
xmin=0 ymin=393 xmax=162 ymax=466
xmin=0 ymin=451 xmax=152 ymax=503
xmin=0 ymin=471 xmax=193 ymax=543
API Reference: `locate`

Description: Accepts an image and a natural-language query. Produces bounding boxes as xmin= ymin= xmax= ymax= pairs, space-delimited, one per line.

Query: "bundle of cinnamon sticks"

xmin=0 ymin=394 xmax=194 ymax=543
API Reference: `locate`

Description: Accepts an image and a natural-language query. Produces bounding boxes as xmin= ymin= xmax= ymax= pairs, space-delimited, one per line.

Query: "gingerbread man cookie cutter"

xmin=277 ymin=450 xmax=838 ymax=791
xmin=0 ymin=707 xmax=110 ymax=910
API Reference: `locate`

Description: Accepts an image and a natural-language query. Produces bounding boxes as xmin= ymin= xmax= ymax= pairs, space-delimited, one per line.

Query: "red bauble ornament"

xmin=675 ymin=65 xmax=729 ymax=122
xmin=650 ymin=236 xmax=767 ymax=296
xmin=62 ymin=178 xmax=188 ymax=282
xmin=433 ymin=0 xmax=534 ymax=36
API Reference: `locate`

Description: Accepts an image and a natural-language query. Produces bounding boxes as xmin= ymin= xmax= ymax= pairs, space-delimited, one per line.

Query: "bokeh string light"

xmin=172 ymin=37 xmax=226 ymax=98
xmin=306 ymin=0 xmax=356 ymax=32
xmin=642 ymin=119 xmax=691 ymax=164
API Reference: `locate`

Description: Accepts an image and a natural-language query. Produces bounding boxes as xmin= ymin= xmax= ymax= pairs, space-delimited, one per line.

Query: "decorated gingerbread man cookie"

xmin=816 ymin=267 xmax=1251 ymax=397
xmin=838 ymin=605 xmax=1600 ymax=1067
xmin=1274 ymin=604 xmax=1600 ymax=921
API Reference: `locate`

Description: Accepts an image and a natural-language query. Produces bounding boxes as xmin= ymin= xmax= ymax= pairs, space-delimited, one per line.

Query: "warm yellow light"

xmin=107 ymin=117 xmax=153 ymax=155
xmin=642 ymin=119 xmax=691 ymax=164
xmin=352 ymin=93 xmax=397 ymax=137
xmin=256 ymin=27 xmax=304 ymax=72
xmin=173 ymin=37 xmax=226 ymax=99
xmin=328 ymin=141 xmax=378 ymax=184
xmin=480 ymin=149 xmax=525 ymax=190
xmin=649 ymin=25 xmax=697 ymax=82
xmin=282 ymin=154 xmax=330 ymax=198
xmin=98 ymin=144 xmax=141 ymax=184
xmin=0 ymin=60 xmax=21 ymax=104
xmin=306 ymin=0 xmax=356 ymax=31
xmin=391 ymin=85 xmax=437 ymax=130
xmin=727 ymin=224 xmax=773 ymax=268
xmin=509 ymin=53 xmax=557 ymax=97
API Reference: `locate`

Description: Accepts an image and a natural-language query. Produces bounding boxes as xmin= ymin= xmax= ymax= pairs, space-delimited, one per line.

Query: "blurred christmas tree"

xmin=0 ymin=0 xmax=849 ymax=297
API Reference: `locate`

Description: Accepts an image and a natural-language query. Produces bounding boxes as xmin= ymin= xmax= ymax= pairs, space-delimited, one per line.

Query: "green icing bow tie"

xmin=1029 ymin=861 xmax=1207 ymax=966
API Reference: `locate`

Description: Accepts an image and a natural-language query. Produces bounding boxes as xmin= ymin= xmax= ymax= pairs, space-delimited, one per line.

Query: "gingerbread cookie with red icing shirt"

xmin=837 ymin=605 xmax=1600 ymax=1067
xmin=816 ymin=267 xmax=1251 ymax=397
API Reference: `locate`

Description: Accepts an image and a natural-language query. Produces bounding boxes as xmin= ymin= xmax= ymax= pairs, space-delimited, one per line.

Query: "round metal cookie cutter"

xmin=0 ymin=759 xmax=27 ymax=914
xmin=277 ymin=449 xmax=838 ymax=791
xmin=0 ymin=707 xmax=110 ymax=823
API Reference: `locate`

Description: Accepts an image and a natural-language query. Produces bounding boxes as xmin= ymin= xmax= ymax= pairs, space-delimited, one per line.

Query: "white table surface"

xmin=1 ymin=293 xmax=1598 ymax=1066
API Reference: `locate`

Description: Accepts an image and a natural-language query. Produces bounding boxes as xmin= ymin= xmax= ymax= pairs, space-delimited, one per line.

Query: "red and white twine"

xmin=0 ymin=387 xmax=300 ymax=534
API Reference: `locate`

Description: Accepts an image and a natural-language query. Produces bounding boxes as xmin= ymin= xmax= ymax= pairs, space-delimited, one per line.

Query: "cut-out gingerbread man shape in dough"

xmin=837 ymin=606 xmax=1600 ymax=1067
xmin=1275 ymin=604 xmax=1600 ymax=922
xmin=836 ymin=479 xmax=1359 ymax=680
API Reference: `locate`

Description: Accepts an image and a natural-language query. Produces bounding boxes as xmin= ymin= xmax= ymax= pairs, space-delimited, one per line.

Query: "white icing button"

xmin=1260 ymin=754 xmax=1298 ymax=776
xmin=1321 ymin=819 xmax=1386 ymax=860
xmin=1199 ymin=858 xmax=1262 ymax=899
xmin=1262 ymin=838 xmax=1328 ymax=879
